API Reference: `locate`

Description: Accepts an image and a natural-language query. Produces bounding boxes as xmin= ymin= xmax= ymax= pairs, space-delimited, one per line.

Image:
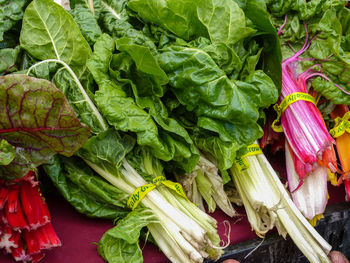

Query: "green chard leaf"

xmin=52 ymin=69 xmax=107 ymax=134
xmin=0 ymin=74 xmax=90 ymax=180
xmin=201 ymin=42 xmax=243 ymax=76
xmin=93 ymin=0 xmax=156 ymax=51
xmin=196 ymin=0 xmax=256 ymax=45
xmin=0 ymin=46 xmax=20 ymax=74
xmin=127 ymin=0 xmax=208 ymax=41
xmin=78 ymin=128 xmax=135 ymax=172
xmin=268 ymin=1 xmax=349 ymax=104
xmin=44 ymin=155 xmax=129 ymax=219
xmin=69 ymin=0 xmax=102 ymax=46
xmin=157 ymin=46 xmax=278 ymax=169
xmin=317 ymin=7 xmax=350 ymax=65
xmin=98 ymin=208 xmax=157 ymax=263
xmin=0 ymin=139 xmax=15 ymax=165
xmin=0 ymin=0 xmax=27 ymax=41
xmin=115 ymin=37 xmax=168 ymax=97
xmin=20 ymin=0 xmax=108 ymax=134
xmin=20 ymin=0 xmax=91 ymax=78
xmin=242 ymin=0 xmax=282 ymax=89
xmin=266 ymin=0 xmax=344 ymax=20
xmin=88 ymin=34 xmax=199 ymax=172
xmin=113 ymin=39 xmax=200 ymax=171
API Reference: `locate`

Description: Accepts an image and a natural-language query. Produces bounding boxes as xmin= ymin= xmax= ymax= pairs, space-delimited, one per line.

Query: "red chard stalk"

xmin=0 ymin=171 xmax=61 ymax=262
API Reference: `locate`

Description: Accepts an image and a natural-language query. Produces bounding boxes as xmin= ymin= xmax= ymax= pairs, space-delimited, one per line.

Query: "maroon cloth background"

xmin=0 ymin=154 xmax=346 ymax=263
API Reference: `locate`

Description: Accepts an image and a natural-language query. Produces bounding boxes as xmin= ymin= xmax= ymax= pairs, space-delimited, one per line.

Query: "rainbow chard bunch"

xmin=267 ymin=0 xmax=350 ymax=219
xmin=0 ymin=171 xmax=61 ymax=262
xmin=272 ymin=27 xmax=337 ymax=220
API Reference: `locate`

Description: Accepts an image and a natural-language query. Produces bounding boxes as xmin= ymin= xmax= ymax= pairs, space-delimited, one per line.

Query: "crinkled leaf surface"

xmin=52 ymin=69 xmax=107 ymax=134
xmin=158 ymin=46 xmax=278 ymax=168
xmin=88 ymin=34 xmax=198 ymax=172
xmin=88 ymin=35 xmax=170 ymax=162
xmin=44 ymin=155 xmax=129 ymax=219
xmin=0 ymin=139 xmax=15 ymax=165
xmin=197 ymin=0 xmax=256 ymax=45
xmin=241 ymin=0 xmax=282 ymax=89
xmin=127 ymin=0 xmax=208 ymax=40
xmin=112 ymin=39 xmax=199 ymax=172
xmin=0 ymin=0 xmax=27 ymax=41
xmin=98 ymin=208 xmax=157 ymax=263
xmin=93 ymin=0 xmax=156 ymax=51
xmin=19 ymin=0 xmax=107 ymax=134
xmin=158 ymin=46 xmax=277 ymax=139
xmin=69 ymin=0 xmax=102 ymax=46
xmin=116 ymin=38 xmax=168 ymax=97
xmin=0 ymin=74 xmax=90 ymax=179
xmin=20 ymin=0 xmax=91 ymax=77
xmin=266 ymin=0 xmax=344 ymax=20
xmin=268 ymin=1 xmax=350 ymax=104
xmin=0 ymin=46 xmax=20 ymax=74
xmin=78 ymin=128 xmax=135 ymax=175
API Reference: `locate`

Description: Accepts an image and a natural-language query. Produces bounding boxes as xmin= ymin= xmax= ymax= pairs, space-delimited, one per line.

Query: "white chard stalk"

xmin=285 ymin=142 xmax=328 ymax=220
xmin=231 ymin=150 xmax=331 ymax=263
xmin=85 ymin=159 xmax=223 ymax=263
xmin=180 ymin=154 xmax=236 ymax=217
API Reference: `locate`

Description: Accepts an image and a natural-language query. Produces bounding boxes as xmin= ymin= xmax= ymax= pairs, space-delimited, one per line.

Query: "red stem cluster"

xmin=0 ymin=171 xmax=61 ymax=262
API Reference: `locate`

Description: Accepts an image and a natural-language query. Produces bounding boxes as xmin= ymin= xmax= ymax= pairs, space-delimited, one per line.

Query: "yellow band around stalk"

xmin=271 ymin=92 xmax=316 ymax=132
xmin=329 ymin=111 xmax=350 ymax=138
xmin=127 ymin=176 xmax=188 ymax=210
xmin=234 ymin=144 xmax=263 ymax=172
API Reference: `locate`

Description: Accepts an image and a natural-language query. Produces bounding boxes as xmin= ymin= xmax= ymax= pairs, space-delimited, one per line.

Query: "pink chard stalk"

xmin=276 ymin=24 xmax=338 ymax=220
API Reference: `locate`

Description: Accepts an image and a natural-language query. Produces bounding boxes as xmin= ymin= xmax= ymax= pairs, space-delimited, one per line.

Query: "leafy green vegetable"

xmin=69 ymin=0 xmax=102 ymax=46
xmin=78 ymin=128 xmax=135 ymax=173
xmin=201 ymin=42 xmax=242 ymax=75
xmin=20 ymin=0 xmax=108 ymax=134
xmin=93 ymin=0 xmax=157 ymax=51
xmin=0 ymin=74 xmax=90 ymax=179
xmin=89 ymin=35 xmax=170 ymax=161
xmin=266 ymin=0 xmax=344 ymax=20
xmin=1 ymin=0 xmax=286 ymax=261
xmin=89 ymin=34 xmax=199 ymax=172
xmin=241 ymin=0 xmax=282 ymax=89
xmin=158 ymin=46 xmax=278 ymax=168
xmin=98 ymin=209 xmax=157 ymax=263
xmin=52 ymin=69 xmax=107 ymax=134
xmin=197 ymin=0 xmax=256 ymax=45
xmin=0 ymin=46 xmax=20 ymax=74
xmin=20 ymin=0 xmax=91 ymax=78
xmin=116 ymin=38 xmax=168 ymax=97
xmin=0 ymin=0 xmax=27 ymax=41
xmin=267 ymin=0 xmax=350 ymax=104
xmin=0 ymin=139 xmax=15 ymax=165
xmin=44 ymin=155 xmax=130 ymax=219
xmin=127 ymin=0 xmax=208 ymax=40
xmin=75 ymin=127 xmax=222 ymax=262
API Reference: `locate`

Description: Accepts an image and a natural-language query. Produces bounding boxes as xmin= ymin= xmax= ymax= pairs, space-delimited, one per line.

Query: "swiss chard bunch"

xmin=266 ymin=0 xmax=349 ymax=220
xmin=84 ymin=0 xmax=281 ymax=215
